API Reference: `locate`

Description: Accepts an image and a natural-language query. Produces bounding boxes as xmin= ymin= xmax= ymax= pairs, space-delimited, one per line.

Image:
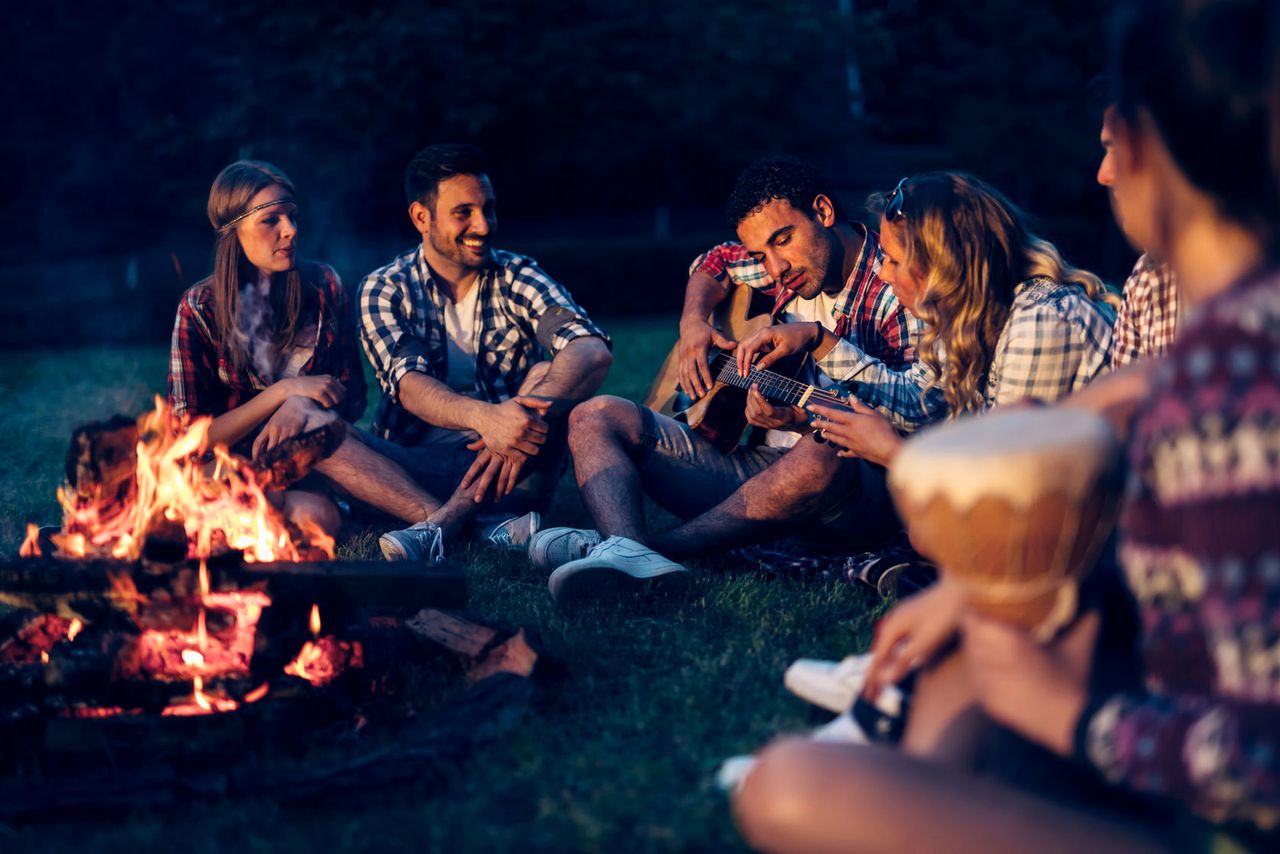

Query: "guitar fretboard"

xmin=710 ymin=353 xmax=847 ymax=410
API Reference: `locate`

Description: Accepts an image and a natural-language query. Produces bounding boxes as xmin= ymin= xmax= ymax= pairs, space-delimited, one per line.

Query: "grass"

xmin=0 ymin=317 xmax=886 ymax=853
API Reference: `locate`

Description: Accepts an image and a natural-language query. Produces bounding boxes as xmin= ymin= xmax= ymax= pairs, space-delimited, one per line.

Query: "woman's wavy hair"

xmin=1111 ymin=0 xmax=1280 ymax=253
xmin=868 ymin=172 xmax=1118 ymax=416
xmin=204 ymin=160 xmax=306 ymax=373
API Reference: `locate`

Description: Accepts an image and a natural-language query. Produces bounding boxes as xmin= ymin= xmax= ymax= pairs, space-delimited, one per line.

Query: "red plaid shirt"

xmin=168 ymin=261 xmax=366 ymax=424
xmin=689 ymin=224 xmax=919 ymax=369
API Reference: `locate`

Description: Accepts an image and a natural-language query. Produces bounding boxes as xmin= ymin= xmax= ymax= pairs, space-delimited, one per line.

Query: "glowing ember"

xmin=18 ymin=523 xmax=41 ymax=557
xmin=243 ymin=683 xmax=270 ymax=704
xmin=163 ymin=675 xmax=238 ymax=716
xmin=66 ymin=619 xmax=83 ymax=642
xmin=309 ymin=603 xmax=322 ymax=637
xmin=181 ymin=649 xmax=205 ymax=668
xmin=40 ymin=651 xmax=49 ymax=664
xmin=43 ymin=397 xmax=332 ymax=563
xmin=284 ymin=636 xmax=363 ymax=687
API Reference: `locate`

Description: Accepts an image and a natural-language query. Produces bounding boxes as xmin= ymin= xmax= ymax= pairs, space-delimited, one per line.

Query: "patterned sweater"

xmin=1080 ymin=267 xmax=1280 ymax=832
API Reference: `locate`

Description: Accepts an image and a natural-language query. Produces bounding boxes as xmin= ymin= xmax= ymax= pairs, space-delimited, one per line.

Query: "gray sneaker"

xmin=528 ymin=526 xmax=602 ymax=572
xmin=379 ymin=521 xmax=445 ymax=563
xmin=484 ymin=511 xmax=542 ymax=551
xmin=547 ymin=536 xmax=689 ymax=605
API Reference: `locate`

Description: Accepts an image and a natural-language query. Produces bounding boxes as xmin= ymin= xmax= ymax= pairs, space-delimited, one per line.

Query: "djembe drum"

xmin=888 ymin=409 xmax=1123 ymax=640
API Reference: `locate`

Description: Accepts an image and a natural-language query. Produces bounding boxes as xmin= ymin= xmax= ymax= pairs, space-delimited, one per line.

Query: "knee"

xmin=733 ymin=738 xmax=822 ymax=852
xmin=285 ymin=492 xmax=341 ymax=538
xmin=567 ymin=395 xmax=636 ymax=448
xmin=768 ymin=441 xmax=846 ymax=513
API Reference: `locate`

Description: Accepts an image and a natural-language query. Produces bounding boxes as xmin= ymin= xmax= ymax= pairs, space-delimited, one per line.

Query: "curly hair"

xmin=869 ymin=172 xmax=1119 ymax=416
xmin=726 ymin=156 xmax=846 ymax=228
xmin=405 ymin=143 xmax=490 ymax=208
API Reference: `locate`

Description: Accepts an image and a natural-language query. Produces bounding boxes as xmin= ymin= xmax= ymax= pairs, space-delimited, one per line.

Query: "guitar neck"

xmin=710 ymin=353 xmax=846 ymax=410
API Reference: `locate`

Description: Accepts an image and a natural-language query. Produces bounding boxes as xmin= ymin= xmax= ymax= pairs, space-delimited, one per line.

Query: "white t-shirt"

xmin=421 ymin=283 xmax=483 ymax=445
xmin=761 ymin=291 xmax=841 ymax=449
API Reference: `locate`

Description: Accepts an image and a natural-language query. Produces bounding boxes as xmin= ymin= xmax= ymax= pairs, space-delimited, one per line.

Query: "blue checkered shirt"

xmin=358 ymin=245 xmax=609 ymax=444
xmin=819 ymin=278 xmax=1116 ymax=430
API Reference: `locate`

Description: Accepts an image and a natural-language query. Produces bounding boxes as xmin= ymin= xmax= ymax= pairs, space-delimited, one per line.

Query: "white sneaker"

xmin=547 ymin=536 xmax=689 ymax=605
xmin=810 ymin=711 xmax=869 ymax=744
xmin=783 ymin=653 xmax=873 ymax=714
xmin=379 ymin=520 xmax=445 ymax=563
xmin=528 ymin=526 xmax=601 ymax=572
xmin=715 ymin=754 xmax=758 ymax=794
xmin=483 ymin=511 xmax=542 ymax=550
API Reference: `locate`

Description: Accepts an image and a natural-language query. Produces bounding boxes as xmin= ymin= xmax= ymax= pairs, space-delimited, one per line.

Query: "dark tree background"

xmin=0 ymin=0 xmax=1126 ymax=347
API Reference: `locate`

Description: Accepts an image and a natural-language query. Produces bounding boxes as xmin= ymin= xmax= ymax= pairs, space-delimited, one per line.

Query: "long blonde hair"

xmin=204 ymin=160 xmax=305 ymax=373
xmin=870 ymin=172 xmax=1118 ymax=415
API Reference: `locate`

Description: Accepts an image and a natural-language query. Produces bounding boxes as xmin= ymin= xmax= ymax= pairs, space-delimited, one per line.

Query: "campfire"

xmin=1 ymin=399 xmax=549 ymax=821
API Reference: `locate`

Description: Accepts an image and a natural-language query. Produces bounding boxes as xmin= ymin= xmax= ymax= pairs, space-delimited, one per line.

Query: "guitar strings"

xmin=709 ymin=354 xmax=847 ymax=409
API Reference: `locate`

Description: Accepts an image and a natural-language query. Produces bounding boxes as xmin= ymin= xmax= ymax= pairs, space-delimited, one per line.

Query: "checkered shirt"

xmin=359 ymin=245 xmax=609 ymax=444
xmin=1109 ymin=254 xmax=1180 ymax=369
xmin=819 ymin=277 xmax=1116 ymax=430
xmin=689 ymin=224 xmax=921 ymax=369
xmin=168 ymin=261 xmax=367 ymax=424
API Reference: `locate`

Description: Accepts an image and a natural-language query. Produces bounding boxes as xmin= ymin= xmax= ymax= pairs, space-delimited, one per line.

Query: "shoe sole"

xmin=378 ymin=535 xmax=408 ymax=561
xmin=549 ymin=563 xmax=690 ymax=606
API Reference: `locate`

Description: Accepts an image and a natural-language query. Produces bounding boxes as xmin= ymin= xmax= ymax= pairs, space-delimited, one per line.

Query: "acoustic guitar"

xmin=641 ymin=283 xmax=850 ymax=453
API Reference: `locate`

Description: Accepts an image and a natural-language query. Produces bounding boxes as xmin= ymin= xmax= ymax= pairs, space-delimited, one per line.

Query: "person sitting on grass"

xmin=734 ymin=0 xmax=1280 ymax=850
xmin=358 ymin=143 xmax=613 ymax=562
xmin=540 ymin=169 xmax=1117 ymax=607
xmin=531 ymin=157 xmax=926 ymax=606
xmin=169 ymin=159 xmax=467 ymax=558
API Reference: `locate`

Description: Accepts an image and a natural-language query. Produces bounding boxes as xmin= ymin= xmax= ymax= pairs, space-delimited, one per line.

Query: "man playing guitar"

xmin=532 ymin=157 xmax=933 ymax=605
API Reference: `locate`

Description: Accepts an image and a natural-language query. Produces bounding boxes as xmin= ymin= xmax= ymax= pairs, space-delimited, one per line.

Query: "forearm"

xmin=206 ymin=386 xmax=289 ymax=448
xmin=397 ymin=371 xmax=491 ymax=433
xmin=525 ymin=337 xmax=612 ymax=416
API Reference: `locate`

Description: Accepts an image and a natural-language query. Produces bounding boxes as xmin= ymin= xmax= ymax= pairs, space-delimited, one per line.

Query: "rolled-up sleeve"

xmin=820 ymin=338 xmax=946 ymax=431
xmin=506 ymin=260 xmax=610 ymax=355
xmin=689 ymin=241 xmax=775 ymax=292
xmin=358 ymin=272 xmax=431 ymax=405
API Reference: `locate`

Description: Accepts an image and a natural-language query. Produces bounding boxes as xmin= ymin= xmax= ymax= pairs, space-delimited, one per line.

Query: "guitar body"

xmin=642 ymin=284 xmax=799 ymax=453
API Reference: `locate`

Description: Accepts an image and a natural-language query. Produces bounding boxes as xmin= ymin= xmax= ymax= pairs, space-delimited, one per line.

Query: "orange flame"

xmin=47 ymin=397 xmax=333 ymax=563
xmin=193 ymin=676 xmax=211 ymax=711
xmin=243 ymin=683 xmax=269 ymax=704
xmin=309 ymin=604 xmax=321 ymax=637
xmin=198 ymin=558 xmax=210 ymax=596
xmin=66 ymin=619 xmax=83 ymax=642
xmin=19 ymin=524 xmax=41 ymax=557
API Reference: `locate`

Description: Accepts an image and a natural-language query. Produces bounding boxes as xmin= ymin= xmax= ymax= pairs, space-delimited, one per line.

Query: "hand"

xmin=251 ymin=397 xmax=335 ymax=459
xmin=275 ymin=375 xmax=345 ymax=409
xmin=677 ymin=318 xmax=737 ymax=400
xmin=960 ymin=611 xmax=1096 ymax=756
xmin=735 ymin=322 xmax=820 ymax=378
xmin=474 ymin=396 xmax=553 ymax=459
xmin=807 ymin=400 xmax=904 ymax=467
xmin=744 ymin=385 xmax=805 ymax=430
xmin=459 ymin=443 xmax=526 ymax=503
xmin=865 ymin=580 xmax=965 ymax=696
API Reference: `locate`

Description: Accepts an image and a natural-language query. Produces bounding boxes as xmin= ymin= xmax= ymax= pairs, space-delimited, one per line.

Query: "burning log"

xmin=64 ymin=415 xmax=138 ymax=514
xmin=250 ymin=421 xmax=346 ymax=490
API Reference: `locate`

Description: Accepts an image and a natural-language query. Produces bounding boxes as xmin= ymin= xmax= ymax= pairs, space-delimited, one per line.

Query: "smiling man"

xmin=358 ymin=143 xmax=612 ymax=562
xmin=532 ymin=157 xmax=926 ymax=606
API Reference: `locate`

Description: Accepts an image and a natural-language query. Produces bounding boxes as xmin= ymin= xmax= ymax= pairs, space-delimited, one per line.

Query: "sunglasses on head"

xmin=885 ymin=176 xmax=909 ymax=221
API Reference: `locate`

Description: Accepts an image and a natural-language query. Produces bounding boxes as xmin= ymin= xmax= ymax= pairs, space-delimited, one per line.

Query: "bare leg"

xmin=278 ymin=489 xmax=342 ymax=538
xmin=734 ymin=738 xmax=1170 ymax=854
xmin=899 ymin=650 xmax=985 ymax=767
xmin=567 ymin=395 xmax=653 ymax=543
xmin=650 ymin=435 xmax=852 ymax=558
xmin=314 ymin=435 xmax=441 ymax=523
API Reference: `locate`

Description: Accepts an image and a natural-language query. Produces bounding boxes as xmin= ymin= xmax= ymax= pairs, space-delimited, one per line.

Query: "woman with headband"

xmin=169 ymin=160 xmax=460 ymax=552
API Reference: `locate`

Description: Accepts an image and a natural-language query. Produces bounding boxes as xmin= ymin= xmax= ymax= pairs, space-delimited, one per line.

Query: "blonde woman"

xmin=736 ymin=171 xmax=1118 ymax=467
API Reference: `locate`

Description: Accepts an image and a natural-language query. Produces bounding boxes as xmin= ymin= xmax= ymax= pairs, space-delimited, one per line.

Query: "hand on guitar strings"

xmin=806 ymin=400 xmax=904 ymax=467
xmin=735 ymin=322 xmax=823 ymax=378
xmin=677 ymin=319 xmax=737 ymax=400
xmin=745 ymin=384 xmax=807 ymax=431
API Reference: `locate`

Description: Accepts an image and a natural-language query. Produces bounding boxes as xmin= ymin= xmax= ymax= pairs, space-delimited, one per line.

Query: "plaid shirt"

xmin=359 ymin=245 xmax=609 ymax=444
xmin=168 ymin=261 xmax=366 ymax=423
xmin=689 ymin=224 xmax=921 ymax=369
xmin=819 ymin=278 xmax=1116 ymax=430
xmin=1109 ymin=254 xmax=1180 ymax=369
